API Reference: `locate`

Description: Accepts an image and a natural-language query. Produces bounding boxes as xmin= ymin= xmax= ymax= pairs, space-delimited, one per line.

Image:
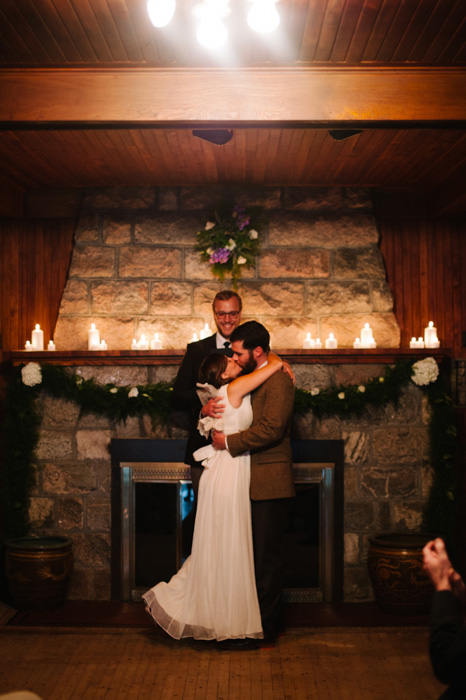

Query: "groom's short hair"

xmin=231 ymin=321 xmax=270 ymax=352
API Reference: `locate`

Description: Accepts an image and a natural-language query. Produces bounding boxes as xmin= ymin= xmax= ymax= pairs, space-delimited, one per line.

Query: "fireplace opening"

xmin=111 ymin=439 xmax=343 ymax=603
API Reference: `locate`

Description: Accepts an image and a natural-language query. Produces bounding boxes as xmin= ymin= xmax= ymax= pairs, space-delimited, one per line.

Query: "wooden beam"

xmin=1 ymin=67 xmax=466 ymax=127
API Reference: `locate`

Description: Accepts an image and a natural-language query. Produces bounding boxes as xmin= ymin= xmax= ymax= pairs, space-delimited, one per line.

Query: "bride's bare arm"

xmin=227 ymin=353 xmax=283 ymax=407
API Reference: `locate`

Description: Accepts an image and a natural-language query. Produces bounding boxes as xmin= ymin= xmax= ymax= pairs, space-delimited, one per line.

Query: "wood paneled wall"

xmin=379 ymin=219 xmax=466 ymax=358
xmin=0 ymin=219 xmax=75 ymax=355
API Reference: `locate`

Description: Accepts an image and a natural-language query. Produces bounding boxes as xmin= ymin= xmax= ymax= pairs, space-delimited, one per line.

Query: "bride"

xmin=142 ymin=350 xmax=284 ymax=642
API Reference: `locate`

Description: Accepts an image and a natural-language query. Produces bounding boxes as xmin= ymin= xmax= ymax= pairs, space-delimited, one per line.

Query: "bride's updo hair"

xmin=199 ymin=353 xmax=228 ymax=389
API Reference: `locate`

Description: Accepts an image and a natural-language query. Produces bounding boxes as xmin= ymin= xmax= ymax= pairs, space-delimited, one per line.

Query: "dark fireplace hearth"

xmin=111 ymin=439 xmax=344 ymax=603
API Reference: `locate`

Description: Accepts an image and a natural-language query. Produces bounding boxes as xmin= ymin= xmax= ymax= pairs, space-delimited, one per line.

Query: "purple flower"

xmin=209 ymin=247 xmax=230 ymax=264
xmin=238 ymin=216 xmax=250 ymax=231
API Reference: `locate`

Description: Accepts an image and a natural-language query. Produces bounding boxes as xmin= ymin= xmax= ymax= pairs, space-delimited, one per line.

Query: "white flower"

xmin=21 ymin=362 xmax=42 ymax=387
xmin=76 ymin=376 xmax=83 ymax=385
xmin=110 ymin=387 xmax=118 ymax=394
xmin=206 ymin=247 xmax=213 ymax=255
xmin=412 ymin=357 xmax=439 ymax=386
xmin=358 ymin=385 xmax=366 ymax=393
xmin=226 ymin=238 xmax=237 ymax=251
xmin=205 ymin=221 xmax=215 ymax=231
xmin=128 ymin=387 xmax=139 ymax=398
xmin=310 ymin=388 xmax=320 ymax=396
xmin=237 ymin=256 xmax=247 ymax=265
xmin=249 ymin=229 xmax=259 ymax=239
xmin=338 ymin=392 xmax=345 ymax=400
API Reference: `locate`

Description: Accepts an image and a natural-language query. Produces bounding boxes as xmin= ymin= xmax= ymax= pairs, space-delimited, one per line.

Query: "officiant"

xmin=172 ymin=290 xmax=243 ymax=497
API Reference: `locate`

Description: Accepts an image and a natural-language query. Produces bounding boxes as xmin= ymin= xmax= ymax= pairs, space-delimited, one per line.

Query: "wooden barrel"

xmin=6 ymin=535 xmax=73 ymax=611
xmin=367 ymin=532 xmax=434 ymax=615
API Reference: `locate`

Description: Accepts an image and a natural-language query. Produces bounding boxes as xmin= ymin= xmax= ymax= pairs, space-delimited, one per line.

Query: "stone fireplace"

xmin=31 ymin=359 xmax=431 ymax=602
xmin=25 ymin=186 xmax=433 ymax=602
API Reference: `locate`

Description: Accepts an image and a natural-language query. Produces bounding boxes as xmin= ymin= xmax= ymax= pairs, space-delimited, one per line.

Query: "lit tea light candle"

xmin=314 ymin=338 xmax=323 ymax=349
xmin=303 ymin=333 xmax=313 ymax=349
xmin=138 ymin=334 xmax=149 ymax=350
xmin=88 ymin=323 xmax=100 ymax=350
xmin=191 ymin=332 xmax=199 ymax=343
xmin=200 ymin=323 xmax=212 ymax=340
xmin=32 ymin=324 xmax=44 ymax=351
xmin=131 ymin=338 xmax=139 ymax=350
xmin=424 ymin=321 xmax=440 ymax=348
xmin=325 ymin=333 xmax=337 ymax=349
xmin=150 ymin=333 xmax=162 ymax=350
xmin=353 ymin=337 xmax=361 ymax=349
xmin=360 ymin=323 xmax=377 ymax=348
xmin=47 ymin=340 xmax=56 ymax=351
xmin=100 ymin=340 xmax=108 ymax=350
xmin=25 ymin=340 xmax=33 ymax=351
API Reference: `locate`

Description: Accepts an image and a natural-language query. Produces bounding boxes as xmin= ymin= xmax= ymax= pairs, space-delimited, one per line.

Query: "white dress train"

xmin=142 ymin=384 xmax=262 ymax=641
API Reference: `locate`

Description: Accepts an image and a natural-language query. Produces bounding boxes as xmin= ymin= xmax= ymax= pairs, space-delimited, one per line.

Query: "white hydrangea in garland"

xmin=21 ymin=362 xmax=42 ymax=387
xmin=411 ymin=357 xmax=439 ymax=386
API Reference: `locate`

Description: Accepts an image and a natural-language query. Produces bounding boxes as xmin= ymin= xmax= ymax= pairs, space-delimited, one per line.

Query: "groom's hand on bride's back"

xmin=201 ymin=397 xmax=225 ymax=418
xmin=212 ymin=430 xmax=227 ymax=450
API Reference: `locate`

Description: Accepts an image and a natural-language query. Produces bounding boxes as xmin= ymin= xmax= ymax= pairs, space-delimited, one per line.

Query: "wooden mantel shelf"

xmin=2 ymin=348 xmax=450 ymax=366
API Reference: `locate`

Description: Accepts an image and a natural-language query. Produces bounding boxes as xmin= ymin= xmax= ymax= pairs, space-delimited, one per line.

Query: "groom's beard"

xmin=239 ymin=351 xmax=257 ymax=376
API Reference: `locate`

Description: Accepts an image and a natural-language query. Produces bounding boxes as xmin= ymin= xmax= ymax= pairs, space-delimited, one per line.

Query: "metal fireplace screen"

xmin=111 ymin=439 xmax=343 ymax=604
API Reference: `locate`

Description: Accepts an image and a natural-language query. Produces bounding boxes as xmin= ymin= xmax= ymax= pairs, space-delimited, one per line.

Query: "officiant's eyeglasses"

xmin=214 ymin=311 xmax=239 ymax=319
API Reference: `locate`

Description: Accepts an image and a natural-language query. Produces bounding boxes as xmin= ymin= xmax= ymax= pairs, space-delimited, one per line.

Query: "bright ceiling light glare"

xmin=247 ymin=0 xmax=280 ymax=33
xmin=193 ymin=0 xmax=230 ymax=50
xmin=147 ymin=0 xmax=176 ymax=28
xmin=196 ymin=18 xmax=228 ymax=49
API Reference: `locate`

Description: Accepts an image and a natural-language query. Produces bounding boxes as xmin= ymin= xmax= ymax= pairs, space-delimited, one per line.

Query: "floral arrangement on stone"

xmin=0 ymin=357 xmax=457 ymax=552
xmin=195 ymin=202 xmax=264 ymax=285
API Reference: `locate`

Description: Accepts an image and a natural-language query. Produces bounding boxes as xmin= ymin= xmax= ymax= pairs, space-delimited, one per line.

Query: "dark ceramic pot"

xmin=6 ymin=535 xmax=73 ymax=611
xmin=367 ymin=532 xmax=434 ymax=615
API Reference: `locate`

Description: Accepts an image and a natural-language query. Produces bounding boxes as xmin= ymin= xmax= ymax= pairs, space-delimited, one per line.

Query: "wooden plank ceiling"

xmin=1 ymin=0 xmax=466 ymax=216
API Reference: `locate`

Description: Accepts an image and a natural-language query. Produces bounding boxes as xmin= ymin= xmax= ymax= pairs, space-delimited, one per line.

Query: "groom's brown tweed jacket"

xmin=227 ymin=371 xmax=295 ymax=501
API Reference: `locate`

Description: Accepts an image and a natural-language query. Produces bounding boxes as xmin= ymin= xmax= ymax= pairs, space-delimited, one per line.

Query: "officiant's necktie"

xmin=223 ymin=341 xmax=233 ymax=357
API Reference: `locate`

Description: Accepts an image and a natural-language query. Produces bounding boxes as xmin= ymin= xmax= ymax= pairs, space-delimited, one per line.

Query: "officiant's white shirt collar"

xmin=215 ymin=332 xmax=230 ymax=348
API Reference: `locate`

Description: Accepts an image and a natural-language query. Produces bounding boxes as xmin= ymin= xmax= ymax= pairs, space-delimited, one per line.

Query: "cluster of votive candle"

xmin=302 ymin=324 xmax=377 ymax=349
xmin=131 ymin=333 xmax=162 ymax=350
xmin=88 ymin=323 xmax=108 ymax=350
xmin=25 ymin=324 xmax=55 ymax=351
xmin=409 ymin=321 xmax=440 ymax=348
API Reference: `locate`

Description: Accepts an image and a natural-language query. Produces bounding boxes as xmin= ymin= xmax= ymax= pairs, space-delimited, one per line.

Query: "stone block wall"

xmin=30 ymin=362 xmax=431 ymax=602
xmin=54 ymin=186 xmax=400 ymax=350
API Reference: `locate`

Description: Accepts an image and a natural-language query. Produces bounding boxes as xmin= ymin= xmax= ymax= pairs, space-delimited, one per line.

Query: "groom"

xmin=212 ymin=321 xmax=295 ymax=648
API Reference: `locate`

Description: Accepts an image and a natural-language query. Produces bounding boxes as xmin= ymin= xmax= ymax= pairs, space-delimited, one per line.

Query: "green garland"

xmin=0 ymin=363 xmax=172 ymax=539
xmin=0 ymin=359 xmax=458 ymax=548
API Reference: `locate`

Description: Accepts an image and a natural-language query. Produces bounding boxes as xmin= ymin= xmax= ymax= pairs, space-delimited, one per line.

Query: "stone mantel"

xmin=3 ymin=348 xmax=450 ymax=367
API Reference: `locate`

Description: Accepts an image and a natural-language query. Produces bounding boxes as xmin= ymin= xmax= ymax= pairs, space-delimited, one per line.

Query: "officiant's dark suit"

xmin=172 ymin=332 xmax=218 ymax=495
xmin=171 ymin=290 xmax=242 ymax=496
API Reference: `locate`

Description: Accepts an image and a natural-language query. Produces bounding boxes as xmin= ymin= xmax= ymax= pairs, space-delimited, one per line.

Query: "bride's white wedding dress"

xmin=142 ymin=383 xmax=262 ymax=641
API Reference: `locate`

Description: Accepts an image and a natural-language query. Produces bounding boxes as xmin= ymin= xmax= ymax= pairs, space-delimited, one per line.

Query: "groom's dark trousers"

xmin=228 ymin=370 xmax=295 ymax=640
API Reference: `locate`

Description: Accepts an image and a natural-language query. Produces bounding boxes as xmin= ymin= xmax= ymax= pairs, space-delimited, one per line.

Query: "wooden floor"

xmin=0 ymin=625 xmax=444 ymax=700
